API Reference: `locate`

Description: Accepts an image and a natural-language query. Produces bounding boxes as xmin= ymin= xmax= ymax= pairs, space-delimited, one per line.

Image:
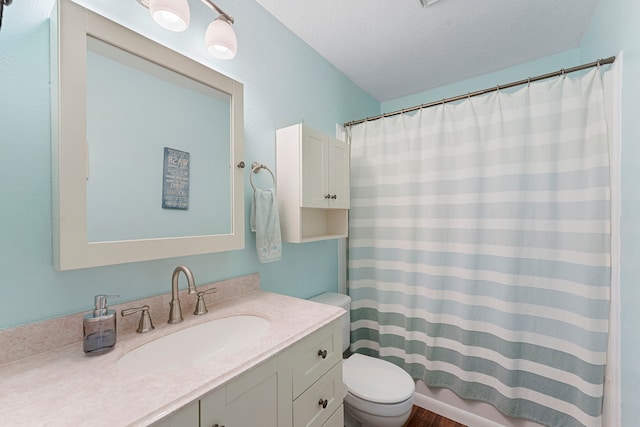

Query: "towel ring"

xmin=250 ymin=162 xmax=275 ymax=191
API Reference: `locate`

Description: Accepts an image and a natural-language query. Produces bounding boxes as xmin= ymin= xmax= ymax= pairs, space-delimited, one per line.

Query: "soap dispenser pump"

xmin=83 ymin=294 xmax=119 ymax=355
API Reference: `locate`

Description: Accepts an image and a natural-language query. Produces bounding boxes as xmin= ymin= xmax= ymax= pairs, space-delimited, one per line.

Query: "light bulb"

xmin=149 ymin=0 xmax=190 ymax=32
xmin=205 ymin=17 xmax=237 ymax=60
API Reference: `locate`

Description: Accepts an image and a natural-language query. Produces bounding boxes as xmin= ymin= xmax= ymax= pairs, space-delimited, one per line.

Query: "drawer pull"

xmin=318 ymin=398 xmax=328 ymax=409
xmin=317 ymin=349 xmax=328 ymax=359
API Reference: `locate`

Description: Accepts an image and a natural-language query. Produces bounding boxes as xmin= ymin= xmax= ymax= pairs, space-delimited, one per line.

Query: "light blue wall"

xmin=0 ymin=0 xmax=378 ymax=329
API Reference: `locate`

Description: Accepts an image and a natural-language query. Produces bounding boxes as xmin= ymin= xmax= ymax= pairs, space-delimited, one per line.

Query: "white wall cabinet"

xmin=153 ymin=319 xmax=343 ymax=427
xmin=276 ymin=124 xmax=350 ymax=243
xmin=298 ymin=126 xmax=349 ymax=209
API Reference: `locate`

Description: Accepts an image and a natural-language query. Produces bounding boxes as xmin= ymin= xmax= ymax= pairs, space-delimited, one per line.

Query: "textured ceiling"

xmin=256 ymin=0 xmax=600 ymax=102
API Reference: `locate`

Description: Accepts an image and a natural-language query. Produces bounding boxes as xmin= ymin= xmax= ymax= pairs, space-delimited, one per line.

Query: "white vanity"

xmin=158 ymin=318 xmax=344 ymax=427
xmin=0 ymin=280 xmax=345 ymax=426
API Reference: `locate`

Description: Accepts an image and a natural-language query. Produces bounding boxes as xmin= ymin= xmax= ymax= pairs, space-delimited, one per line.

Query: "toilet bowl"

xmin=309 ymin=293 xmax=415 ymax=427
xmin=343 ymin=353 xmax=415 ymax=427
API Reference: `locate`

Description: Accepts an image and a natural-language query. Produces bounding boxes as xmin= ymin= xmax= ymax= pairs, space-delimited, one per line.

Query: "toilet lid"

xmin=343 ymin=353 xmax=415 ymax=404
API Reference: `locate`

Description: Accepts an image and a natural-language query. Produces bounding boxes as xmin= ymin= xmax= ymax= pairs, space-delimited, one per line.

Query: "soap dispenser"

xmin=83 ymin=294 xmax=118 ymax=355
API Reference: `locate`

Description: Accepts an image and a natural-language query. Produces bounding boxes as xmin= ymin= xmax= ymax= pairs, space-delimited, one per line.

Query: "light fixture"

xmin=137 ymin=0 xmax=237 ymax=60
xmin=0 ymin=0 xmax=13 ymax=32
xmin=205 ymin=16 xmax=237 ymax=59
xmin=149 ymin=0 xmax=190 ymax=32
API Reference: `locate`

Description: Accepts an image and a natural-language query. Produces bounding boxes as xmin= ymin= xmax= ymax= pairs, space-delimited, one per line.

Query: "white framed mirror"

xmin=51 ymin=0 xmax=244 ymax=270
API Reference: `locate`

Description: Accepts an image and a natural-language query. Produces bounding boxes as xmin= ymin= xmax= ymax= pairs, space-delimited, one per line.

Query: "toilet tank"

xmin=309 ymin=292 xmax=351 ymax=353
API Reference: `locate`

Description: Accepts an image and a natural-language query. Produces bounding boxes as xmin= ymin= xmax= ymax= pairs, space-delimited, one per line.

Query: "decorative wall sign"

xmin=162 ymin=147 xmax=190 ymax=210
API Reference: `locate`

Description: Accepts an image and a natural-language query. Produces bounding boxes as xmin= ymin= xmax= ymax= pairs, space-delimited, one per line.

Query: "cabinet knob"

xmin=318 ymin=398 xmax=328 ymax=409
xmin=317 ymin=349 xmax=328 ymax=359
xmin=331 ymin=194 xmax=337 ymax=199
xmin=324 ymin=194 xmax=331 ymax=199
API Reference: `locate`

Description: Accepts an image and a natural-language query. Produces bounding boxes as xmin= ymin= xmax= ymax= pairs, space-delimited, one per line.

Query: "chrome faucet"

xmin=168 ymin=265 xmax=197 ymax=324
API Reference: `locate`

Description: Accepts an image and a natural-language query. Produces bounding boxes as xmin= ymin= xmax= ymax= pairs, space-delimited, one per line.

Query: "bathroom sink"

xmin=117 ymin=315 xmax=270 ymax=375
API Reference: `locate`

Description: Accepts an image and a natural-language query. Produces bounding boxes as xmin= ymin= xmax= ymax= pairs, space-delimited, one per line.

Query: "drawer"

xmin=293 ymin=362 xmax=345 ymax=427
xmin=292 ymin=319 xmax=341 ymax=398
xmin=323 ymin=405 xmax=344 ymax=427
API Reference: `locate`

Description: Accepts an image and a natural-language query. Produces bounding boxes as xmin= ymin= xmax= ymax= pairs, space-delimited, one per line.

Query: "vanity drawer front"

xmin=323 ymin=404 xmax=344 ymax=427
xmin=293 ymin=362 xmax=345 ymax=427
xmin=292 ymin=319 xmax=341 ymax=397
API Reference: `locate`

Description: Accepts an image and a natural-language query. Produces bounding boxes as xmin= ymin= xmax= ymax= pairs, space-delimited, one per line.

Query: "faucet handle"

xmin=121 ymin=305 xmax=155 ymax=333
xmin=194 ymin=287 xmax=218 ymax=315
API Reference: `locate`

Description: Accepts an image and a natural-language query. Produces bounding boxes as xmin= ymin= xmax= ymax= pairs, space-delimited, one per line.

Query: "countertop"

xmin=0 ymin=290 xmax=343 ymax=426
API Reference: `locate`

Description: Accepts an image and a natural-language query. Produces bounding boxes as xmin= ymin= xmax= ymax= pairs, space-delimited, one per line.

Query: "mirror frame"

xmin=51 ymin=0 xmax=244 ymax=271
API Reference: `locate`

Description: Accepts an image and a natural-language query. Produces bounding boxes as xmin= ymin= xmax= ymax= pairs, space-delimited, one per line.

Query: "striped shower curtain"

xmin=348 ymin=69 xmax=612 ymax=427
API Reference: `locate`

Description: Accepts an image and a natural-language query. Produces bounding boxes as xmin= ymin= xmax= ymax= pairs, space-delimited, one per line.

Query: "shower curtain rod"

xmin=344 ymin=55 xmax=616 ymax=128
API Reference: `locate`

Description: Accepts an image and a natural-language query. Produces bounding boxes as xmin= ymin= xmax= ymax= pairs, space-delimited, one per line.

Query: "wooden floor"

xmin=402 ymin=405 xmax=467 ymax=427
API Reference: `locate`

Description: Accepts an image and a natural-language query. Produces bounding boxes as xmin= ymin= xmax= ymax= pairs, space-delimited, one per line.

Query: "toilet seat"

xmin=343 ymin=353 xmax=415 ymax=404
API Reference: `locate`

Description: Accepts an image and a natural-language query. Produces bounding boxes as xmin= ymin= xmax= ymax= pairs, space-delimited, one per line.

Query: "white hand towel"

xmin=250 ymin=188 xmax=282 ymax=263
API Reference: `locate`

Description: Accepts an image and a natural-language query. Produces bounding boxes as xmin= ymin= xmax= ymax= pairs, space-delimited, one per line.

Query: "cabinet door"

xmin=301 ymin=127 xmax=329 ymax=208
xmin=200 ymin=386 xmax=226 ymax=427
xmin=200 ymin=357 xmax=292 ymax=427
xmin=328 ymin=137 xmax=349 ymax=209
xmin=151 ymin=401 xmax=199 ymax=427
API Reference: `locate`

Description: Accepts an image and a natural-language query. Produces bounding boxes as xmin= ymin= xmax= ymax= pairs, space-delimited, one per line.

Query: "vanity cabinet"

xmin=200 ymin=356 xmax=292 ymax=427
xmin=151 ymin=360 xmax=288 ymax=427
xmin=276 ymin=124 xmax=350 ymax=243
xmin=290 ymin=318 xmax=345 ymax=427
xmin=153 ymin=319 xmax=343 ymax=427
xmin=151 ymin=401 xmax=199 ymax=427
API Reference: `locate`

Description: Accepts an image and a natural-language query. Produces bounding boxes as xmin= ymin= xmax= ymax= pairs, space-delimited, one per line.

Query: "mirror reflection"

xmin=85 ymin=37 xmax=232 ymax=242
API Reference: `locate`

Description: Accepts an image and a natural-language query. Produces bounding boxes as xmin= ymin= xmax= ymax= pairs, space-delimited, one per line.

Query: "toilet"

xmin=310 ymin=293 xmax=415 ymax=427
